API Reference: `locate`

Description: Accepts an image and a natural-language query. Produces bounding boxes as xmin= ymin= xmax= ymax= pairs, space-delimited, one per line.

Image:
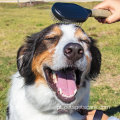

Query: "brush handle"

xmin=91 ymin=9 xmax=111 ymax=18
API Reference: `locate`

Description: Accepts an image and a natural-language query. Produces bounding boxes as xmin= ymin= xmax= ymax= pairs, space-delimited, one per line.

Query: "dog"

xmin=7 ymin=23 xmax=101 ymax=120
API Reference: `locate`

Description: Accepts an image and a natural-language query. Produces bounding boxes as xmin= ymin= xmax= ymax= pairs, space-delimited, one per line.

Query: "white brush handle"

xmin=91 ymin=9 xmax=111 ymax=18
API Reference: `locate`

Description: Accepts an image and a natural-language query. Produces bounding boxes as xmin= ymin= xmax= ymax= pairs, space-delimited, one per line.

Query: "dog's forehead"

xmin=60 ymin=24 xmax=75 ymax=37
xmin=47 ymin=24 xmax=89 ymax=40
xmin=45 ymin=24 xmax=89 ymax=40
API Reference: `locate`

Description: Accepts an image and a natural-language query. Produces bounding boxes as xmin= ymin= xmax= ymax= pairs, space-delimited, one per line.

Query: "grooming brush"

xmin=51 ymin=2 xmax=111 ymax=23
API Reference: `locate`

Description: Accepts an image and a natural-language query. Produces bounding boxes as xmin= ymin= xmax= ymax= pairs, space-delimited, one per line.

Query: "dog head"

xmin=17 ymin=23 xmax=101 ymax=113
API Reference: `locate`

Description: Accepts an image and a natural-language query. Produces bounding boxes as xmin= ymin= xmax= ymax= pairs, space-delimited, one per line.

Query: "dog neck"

xmin=8 ymin=72 xmax=89 ymax=120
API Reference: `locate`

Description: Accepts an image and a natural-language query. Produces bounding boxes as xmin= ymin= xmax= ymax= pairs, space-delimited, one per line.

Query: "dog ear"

xmin=17 ymin=43 xmax=35 ymax=84
xmin=17 ymin=45 xmax=29 ymax=76
xmin=17 ymin=42 xmax=34 ymax=75
xmin=89 ymin=39 xmax=101 ymax=79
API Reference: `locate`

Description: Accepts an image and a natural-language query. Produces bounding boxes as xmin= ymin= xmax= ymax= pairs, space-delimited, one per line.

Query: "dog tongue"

xmin=56 ymin=71 xmax=77 ymax=97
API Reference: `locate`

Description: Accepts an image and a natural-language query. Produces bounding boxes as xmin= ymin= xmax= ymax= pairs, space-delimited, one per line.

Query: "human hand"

xmin=94 ymin=0 xmax=120 ymax=24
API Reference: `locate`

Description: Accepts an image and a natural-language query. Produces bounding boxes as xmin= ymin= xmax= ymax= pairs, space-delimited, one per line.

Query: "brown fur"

xmin=45 ymin=26 xmax=62 ymax=39
xmin=32 ymin=37 xmax=59 ymax=85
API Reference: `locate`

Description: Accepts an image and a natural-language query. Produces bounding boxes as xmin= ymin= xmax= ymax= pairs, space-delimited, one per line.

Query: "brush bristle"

xmin=50 ymin=11 xmax=83 ymax=26
xmin=50 ymin=11 xmax=61 ymax=23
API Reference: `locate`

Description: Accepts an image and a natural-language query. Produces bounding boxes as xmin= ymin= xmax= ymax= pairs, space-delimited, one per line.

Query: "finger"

xmin=105 ymin=13 xmax=119 ymax=23
xmin=93 ymin=1 xmax=109 ymax=9
xmin=87 ymin=110 xmax=96 ymax=115
xmin=85 ymin=115 xmax=94 ymax=120
xmin=102 ymin=114 xmax=109 ymax=120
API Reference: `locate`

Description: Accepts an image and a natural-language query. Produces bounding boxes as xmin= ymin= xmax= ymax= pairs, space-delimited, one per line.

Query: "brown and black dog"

xmin=7 ymin=23 xmax=101 ymax=120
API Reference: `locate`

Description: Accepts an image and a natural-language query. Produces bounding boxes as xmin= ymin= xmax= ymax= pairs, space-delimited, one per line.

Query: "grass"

xmin=0 ymin=2 xmax=120 ymax=119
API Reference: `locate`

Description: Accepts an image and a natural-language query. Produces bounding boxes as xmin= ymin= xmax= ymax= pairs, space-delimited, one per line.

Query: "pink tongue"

xmin=56 ymin=71 xmax=77 ymax=97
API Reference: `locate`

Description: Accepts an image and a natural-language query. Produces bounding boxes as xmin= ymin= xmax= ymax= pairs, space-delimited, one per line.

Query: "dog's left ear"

xmin=89 ymin=39 xmax=101 ymax=79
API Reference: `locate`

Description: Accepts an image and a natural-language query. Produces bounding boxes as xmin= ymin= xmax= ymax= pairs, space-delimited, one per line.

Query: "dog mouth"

xmin=44 ymin=67 xmax=82 ymax=103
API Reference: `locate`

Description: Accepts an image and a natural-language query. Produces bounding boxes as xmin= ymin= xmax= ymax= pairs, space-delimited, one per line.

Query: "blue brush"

xmin=52 ymin=2 xmax=111 ymax=23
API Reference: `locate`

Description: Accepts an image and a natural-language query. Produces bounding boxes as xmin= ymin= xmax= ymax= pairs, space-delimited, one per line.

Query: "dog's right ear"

xmin=17 ymin=45 xmax=27 ymax=76
xmin=17 ymin=44 xmax=34 ymax=76
xmin=17 ymin=44 xmax=35 ymax=84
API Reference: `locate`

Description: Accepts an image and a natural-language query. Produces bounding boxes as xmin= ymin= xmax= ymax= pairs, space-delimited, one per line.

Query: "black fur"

xmin=89 ymin=38 xmax=101 ymax=79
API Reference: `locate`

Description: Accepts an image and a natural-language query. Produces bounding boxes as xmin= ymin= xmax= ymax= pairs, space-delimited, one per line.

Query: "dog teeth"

xmin=52 ymin=72 xmax=57 ymax=84
xmin=74 ymin=89 xmax=77 ymax=94
xmin=62 ymin=93 xmax=66 ymax=97
xmin=68 ymin=94 xmax=74 ymax=98
xmin=59 ymin=88 xmax=77 ymax=98
xmin=59 ymin=88 xmax=62 ymax=95
xmin=62 ymin=93 xmax=70 ymax=98
xmin=62 ymin=94 xmax=74 ymax=98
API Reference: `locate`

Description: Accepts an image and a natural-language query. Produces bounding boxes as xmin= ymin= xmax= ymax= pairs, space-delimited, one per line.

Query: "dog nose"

xmin=64 ymin=43 xmax=84 ymax=61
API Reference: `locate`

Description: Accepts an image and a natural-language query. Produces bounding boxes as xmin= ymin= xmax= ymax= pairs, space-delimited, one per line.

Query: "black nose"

xmin=64 ymin=43 xmax=84 ymax=61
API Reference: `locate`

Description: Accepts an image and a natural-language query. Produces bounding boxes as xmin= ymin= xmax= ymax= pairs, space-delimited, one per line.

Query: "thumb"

xmin=93 ymin=1 xmax=109 ymax=9
xmin=105 ymin=13 xmax=119 ymax=23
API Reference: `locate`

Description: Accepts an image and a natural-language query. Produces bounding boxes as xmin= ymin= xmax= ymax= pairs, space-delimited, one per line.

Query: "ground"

xmin=0 ymin=2 xmax=120 ymax=120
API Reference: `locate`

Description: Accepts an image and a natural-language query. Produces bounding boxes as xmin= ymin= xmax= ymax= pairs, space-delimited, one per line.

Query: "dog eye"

xmin=79 ymin=39 xmax=90 ymax=44
xmin=83 ymin=40 xmax=90 ymax=44
xmin=45 ymin=36 xmax=58 ymax=41
xmin=45 ymin=37 xmax=56 ymax=40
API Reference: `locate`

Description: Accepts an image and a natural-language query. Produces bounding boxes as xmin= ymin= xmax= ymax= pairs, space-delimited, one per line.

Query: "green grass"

xmin=0 ymin=2 xmax=120 ymax=119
